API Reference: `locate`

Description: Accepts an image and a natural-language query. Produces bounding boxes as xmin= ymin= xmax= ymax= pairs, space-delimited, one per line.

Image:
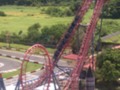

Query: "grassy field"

xmin=0 ymin=5 xmax=120 ymax=44
xmin=0 ymin=5 xmax=73 ymax=34
xmin=0 ymin=5 xmax=94 ymax=34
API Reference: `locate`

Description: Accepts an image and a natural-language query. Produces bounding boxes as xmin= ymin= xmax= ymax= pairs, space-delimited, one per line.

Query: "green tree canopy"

xmin=96 ymin=49 xmax=120 ymax=82
xmin=102 ymin=0 xmax=120 ymax=18
xmin=27 ymin=23 xmax=41 ymax=43
xmin=40 ymin=24 xmax=67 ymax=46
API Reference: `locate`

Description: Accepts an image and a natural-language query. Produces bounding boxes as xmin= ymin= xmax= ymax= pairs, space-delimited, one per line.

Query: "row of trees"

xmin=42 ymin=1 xmax=81 ymax=17
xmin=0 ymin=0 xmax=119 ymax=18
xmin=0 ymin=0 xmax=81 ymax=6
xmin=0 ymin=23 xmax=86 ymax=54
xmin=0 ymin=23 xmax=67 ymax=48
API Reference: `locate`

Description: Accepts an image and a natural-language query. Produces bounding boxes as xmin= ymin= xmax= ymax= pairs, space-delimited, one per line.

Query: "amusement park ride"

xmin=0 ymin=0 xmax=109 ymax=90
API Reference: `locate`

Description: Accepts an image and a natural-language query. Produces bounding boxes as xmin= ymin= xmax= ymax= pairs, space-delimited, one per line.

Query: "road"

xmin=0 ymin=49 xmax=69 ymax=67
xmin=0 ymin=57 xmax=21 ymax=73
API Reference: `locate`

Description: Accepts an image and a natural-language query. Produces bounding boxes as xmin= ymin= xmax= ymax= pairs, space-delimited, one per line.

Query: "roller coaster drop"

xmin=1 ymin=0 xmax=108 ymax=90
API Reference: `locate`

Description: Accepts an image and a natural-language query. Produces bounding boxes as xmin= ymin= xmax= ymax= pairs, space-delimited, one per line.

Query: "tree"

xmin=0 ymin=11 xmax=6 ymax=16
xmin=0 ymin=31 xmax=6 ymax=42
xmin=45 ymin=7 xmax=63 ymax=17
xmin=69 ymin=1 xmax=82 ymax=14
xmin=27 ymin=23 xmax=41 ymax=43
xmin=40 ymin=24 xmax=67 ymax=46
xmin=102 ymin=0 xmax=120 ymax=18
xmin=15 ymin=0 xmax=32 ymax=5
xmin=0 ymin=0 xmax=14 ymax=5
xmin=96 ymin=49 xmax=120 ymax=83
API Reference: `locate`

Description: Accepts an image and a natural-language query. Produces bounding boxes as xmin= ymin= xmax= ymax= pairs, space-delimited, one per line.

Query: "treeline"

xmin=0 ymin=0 xmax=119 ymax=18
xmin=102 ymin=0 xmax=120 ymax=19
xmin=0 ymin=23 xmax=67 ymax=48
xmin=0 ymin=0 xmax=81 ymax=6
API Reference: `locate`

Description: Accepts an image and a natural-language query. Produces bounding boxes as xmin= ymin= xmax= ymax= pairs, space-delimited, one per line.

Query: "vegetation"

xmin=0 ymin=4 xmax=119 ymax=48
xmin=43 ymin=7 xmax=74 ymax=17
xmin=102 ymin=0 xmax=120 ymax=19
xmin=100 ymin=19 xmax=120 ymax=36
xmin=0 ymin=23 xmax=68 ymax=47
xmin=0 ymin=5 xmax=73 ymax=34
xmin=96 ymin=49 xmax=120 ymax=83
xmin=0 ymin=11 xmax=6 ymax=16
xmin=0 ymin=0 xmax=81 ymax=6
xmin=26 ymin=23 xmax=41 ymax=43
xmin=40 ymin=24 xmax=67 ymax=46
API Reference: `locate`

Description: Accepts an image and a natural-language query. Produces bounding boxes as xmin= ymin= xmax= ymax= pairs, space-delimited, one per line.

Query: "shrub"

xmin=43 ymin=7 xmax=74 ymax=17
xmin=45 ymin=7 xmax=63 ymax=17
xmin=96 ymin=49 xmax=120 ymax=82
xmin=40 ymin=24 xmax=67 ymax=45
xmin=96 ymin=20 xmax=120 ymax=37
xmin=102 ymin=0 xmax=120 ymax=19
xmin=0 ymin=11 xmax=6 ymax=16
xmin=64 ymin=8 xmax=74 ymax=16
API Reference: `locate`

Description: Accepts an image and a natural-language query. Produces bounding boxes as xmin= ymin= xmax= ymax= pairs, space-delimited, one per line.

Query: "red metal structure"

xmin=16 ymin=0 xmax=108 ymax=90
xmin=15 ymin=44 xmax=53 ymax=90
xmin=63 ymin=0 xmax=108 ymax=89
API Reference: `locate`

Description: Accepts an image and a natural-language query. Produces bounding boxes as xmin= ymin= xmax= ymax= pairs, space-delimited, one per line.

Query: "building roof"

xmin=63 ymin=54 xmax=78 ymax=60
xmin=63 ymin=54 xmax=96 ymax=70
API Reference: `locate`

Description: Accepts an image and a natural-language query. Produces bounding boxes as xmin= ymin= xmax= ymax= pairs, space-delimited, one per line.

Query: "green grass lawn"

xmin=3 ymin=61 xmax=42 ymax=78
xmin=0 ymin=5 xmax=95 ymax=34
xmin=0 ymin=5 xmax=73 ymax=34
xmin=0 ymin=5 xmax=120 ymax=44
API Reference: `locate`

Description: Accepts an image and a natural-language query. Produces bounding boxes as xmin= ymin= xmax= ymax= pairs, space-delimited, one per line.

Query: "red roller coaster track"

xmin=15 ymin=44 xmax=53 ymax=90
xmin=63 ymin=0 xmax=108 ymax=89
xmin=15 ymin=0 xmax=108 ymax=90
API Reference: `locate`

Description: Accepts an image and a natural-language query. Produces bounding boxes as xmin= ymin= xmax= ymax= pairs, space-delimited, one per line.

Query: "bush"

xmin=64 ymin=8 xmax=74 ymax=16
xmin=26 ymin=23 xmax=41 ymax=43
xmin=44 ymin=7 xmax=73 ymax=17
xmin=96 ymin=20 xmax=120 ymax=37
xmin=15 ymin=0 xmax=32 ymax=6
xmin=96 ymin=49 xmax=120 ymax=83
xmin=102 ymin=0 xmax=120 ymax=19
xmin=0 ymin=11 xmax=6 ymax=16
xmin=69 ymin=1 xmax=82 ymax=14
xmin=40 ymin=24 xmax=67 ymax=45
xmin=45 ymin=7 xmax=63 ymax=17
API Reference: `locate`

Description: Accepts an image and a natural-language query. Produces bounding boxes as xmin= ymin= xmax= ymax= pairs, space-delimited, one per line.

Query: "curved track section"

xmin=16 ymin=44 xmax=53 ymax=90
